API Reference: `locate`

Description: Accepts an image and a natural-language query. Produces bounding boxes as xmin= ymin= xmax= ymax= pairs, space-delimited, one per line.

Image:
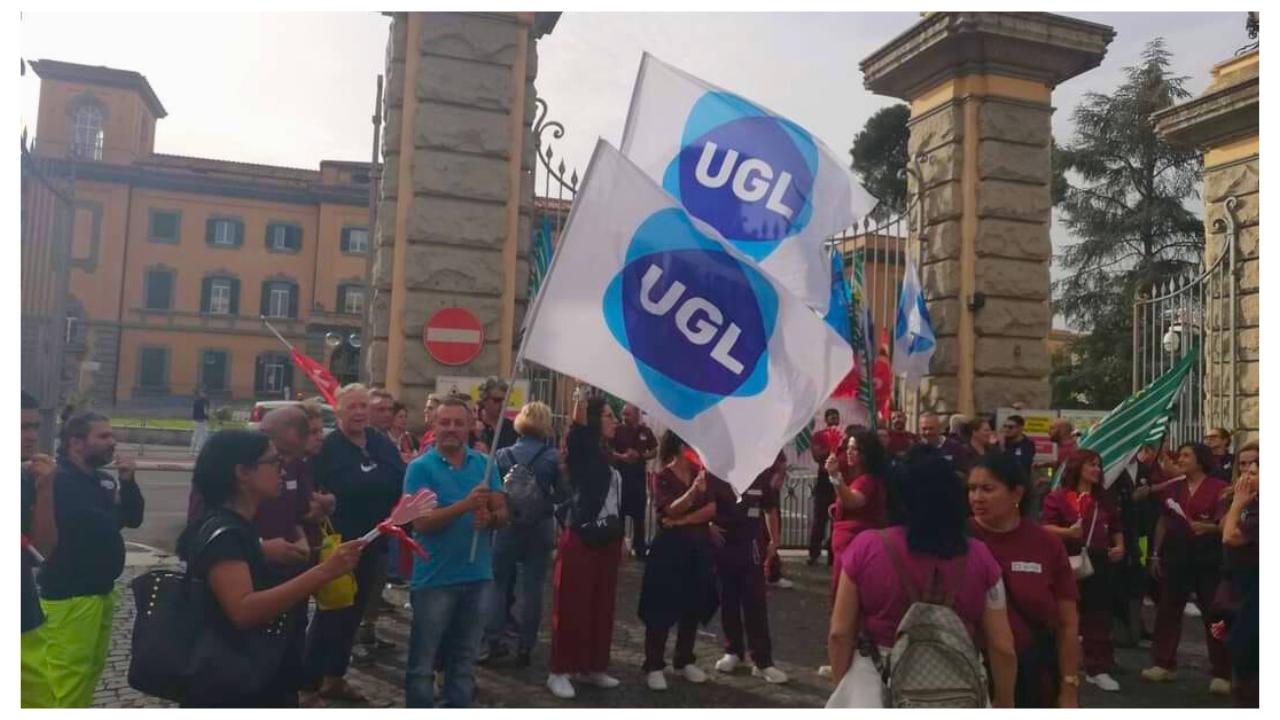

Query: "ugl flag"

xmin=892 ymin=254 xmax=936 ymax=385
xmin=1054 ymin=344 xmax=1198 ymax=490
xmin=619 ymin=53 xmax=878 ymax=316
xmin=290 ymin=348 xmax=340 ymax=407
xmin=523 ymin=140 xmax=850 ymax=491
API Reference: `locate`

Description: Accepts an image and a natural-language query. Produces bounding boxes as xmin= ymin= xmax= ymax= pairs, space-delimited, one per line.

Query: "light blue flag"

xmin=892 ymin=254 xmax=936 ymax=386
xmin=823 ymin=247 xmax=853 ymax=346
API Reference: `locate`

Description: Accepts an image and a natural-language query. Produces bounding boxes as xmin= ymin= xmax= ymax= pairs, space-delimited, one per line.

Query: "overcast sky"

xmin=20 ymin=11 xmax=1251 ymax=321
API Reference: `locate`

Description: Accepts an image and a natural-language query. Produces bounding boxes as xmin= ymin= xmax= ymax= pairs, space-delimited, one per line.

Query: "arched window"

xmin=72 ymin=104 xmax=104 ymax=160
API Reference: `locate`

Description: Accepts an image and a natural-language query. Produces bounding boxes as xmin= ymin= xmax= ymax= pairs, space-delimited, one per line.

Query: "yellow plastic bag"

xmin=313 ymin=519 xmax=357 ymax=610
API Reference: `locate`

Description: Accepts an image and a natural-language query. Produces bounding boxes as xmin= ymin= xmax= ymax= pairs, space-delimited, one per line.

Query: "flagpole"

xmin=261 ymin=316 xmax=295 ymax=352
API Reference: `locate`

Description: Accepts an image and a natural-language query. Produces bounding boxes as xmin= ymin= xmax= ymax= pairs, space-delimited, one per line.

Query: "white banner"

xmin=523 ymin=140 xmax=850 ymax=492
xmin=619 ymin=53 xmax=878 ymax=316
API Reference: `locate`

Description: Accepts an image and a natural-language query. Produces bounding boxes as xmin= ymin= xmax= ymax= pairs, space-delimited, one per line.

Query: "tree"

xmin=1051 ymin=38 xmax=1203 ymax=409
xmin=849 ymin=104 xmax=910 ymax=214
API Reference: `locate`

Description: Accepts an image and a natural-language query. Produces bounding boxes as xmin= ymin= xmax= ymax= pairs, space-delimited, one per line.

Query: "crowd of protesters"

xmin=19 ymin=383 xmax=1259 ymax=709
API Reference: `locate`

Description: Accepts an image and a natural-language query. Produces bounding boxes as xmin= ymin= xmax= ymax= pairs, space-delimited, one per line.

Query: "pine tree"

xmin=1051 ymin=38 xmax=1203 ymax=409
xmin=849 ymin=104 xmax=910 ymax=214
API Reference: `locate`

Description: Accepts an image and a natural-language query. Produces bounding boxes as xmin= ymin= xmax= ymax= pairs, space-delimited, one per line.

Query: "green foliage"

xmin=849 ymin=104 xmax=910 ymax=213
xmin=1051 ymin=38 xmax=1204 ymax=409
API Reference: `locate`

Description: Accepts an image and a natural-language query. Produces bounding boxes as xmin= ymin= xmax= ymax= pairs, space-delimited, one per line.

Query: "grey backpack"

xmin=500 ymin=445 xmax=553 ymax=528
xmin=867 ymin=529 xmax=989 ymax=709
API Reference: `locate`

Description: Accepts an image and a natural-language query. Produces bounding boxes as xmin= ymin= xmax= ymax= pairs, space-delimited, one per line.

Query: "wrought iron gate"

xmin=1132 ymin=195 xmax=1240 ymax=448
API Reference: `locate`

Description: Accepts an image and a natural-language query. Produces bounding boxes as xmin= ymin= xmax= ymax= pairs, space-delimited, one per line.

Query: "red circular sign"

xmin=423 ymin=307 xmax=485 ymax=366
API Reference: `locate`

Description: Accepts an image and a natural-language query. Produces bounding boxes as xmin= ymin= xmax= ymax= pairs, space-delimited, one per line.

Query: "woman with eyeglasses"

xmin=177 ymin=430 xmax=366 ymax=707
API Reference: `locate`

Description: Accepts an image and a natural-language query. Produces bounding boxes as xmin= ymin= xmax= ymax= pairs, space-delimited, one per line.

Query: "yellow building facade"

xmin=29 ymin=59 xmax=373 ymax=412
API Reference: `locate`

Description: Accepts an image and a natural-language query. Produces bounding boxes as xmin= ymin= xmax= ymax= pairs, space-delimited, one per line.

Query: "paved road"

xmin=97 ymin=446 xmax=1235 ymax=709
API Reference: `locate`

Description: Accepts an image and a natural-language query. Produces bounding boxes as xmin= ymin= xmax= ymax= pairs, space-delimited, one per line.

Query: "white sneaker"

xmin=546 ymin=673 xmax=576 ymax=700
xmin=681 ymin=664 xmax=709 ymax=684
xmin=1086 ymin=673 xmax=1120 ymax=692
xmin=715 ymin=653 xmax=742 ymax=673
xmin=573 ymin=672 xmax=620 ymax=689
xmin=1185 ymin=604 xmax=1202 ymax=618
xmin=817 ymin=665 xmax=833 ymax=679
xmin=646 ymin=671 xmax=668 ymax=691
xmin=753 ymin=665 xmax=790 ymax=684
xmin=770 ymin=578 xmax=795 ymax=589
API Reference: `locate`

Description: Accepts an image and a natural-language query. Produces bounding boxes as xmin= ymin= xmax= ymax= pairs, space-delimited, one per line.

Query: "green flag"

xmin=1056 ymin=342 xmax=1198 ymax=489
xmin=794 ymin=420 xmax=815 ymax=455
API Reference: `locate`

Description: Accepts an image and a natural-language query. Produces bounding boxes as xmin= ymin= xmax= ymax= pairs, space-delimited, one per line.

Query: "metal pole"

xmin=1226 ymin=197 xmax=1238 ymax=434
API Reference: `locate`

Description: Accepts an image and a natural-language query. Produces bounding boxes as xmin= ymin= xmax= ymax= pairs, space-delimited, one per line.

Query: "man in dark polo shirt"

xmin=39 ymin=412 xmax=144 ymax=707
xmin=21 ymin=391 xmax=58 ymax=708
xmin=1001 ymin=415 xmax=1037 ymax=479
xmin=611 ymin=403 xmax=657 ymax=559
xmin=808 ymin=409 xmax=843 ymax=565
xmin=474 ymin=377 xmax=519 ymax=454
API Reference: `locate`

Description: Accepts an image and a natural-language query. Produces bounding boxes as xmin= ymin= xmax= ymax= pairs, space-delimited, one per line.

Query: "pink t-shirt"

xmin=841 ymin=525 xmax=1003 ymax=648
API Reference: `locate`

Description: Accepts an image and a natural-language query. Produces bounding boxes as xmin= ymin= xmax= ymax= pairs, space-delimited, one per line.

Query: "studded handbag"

xmin=127 ymin=523 xmax=293 ymax=704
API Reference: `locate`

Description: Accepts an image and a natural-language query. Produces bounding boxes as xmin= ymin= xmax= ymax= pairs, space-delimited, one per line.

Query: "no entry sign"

xmin=423 ymin=307 xmax=484 ymax=366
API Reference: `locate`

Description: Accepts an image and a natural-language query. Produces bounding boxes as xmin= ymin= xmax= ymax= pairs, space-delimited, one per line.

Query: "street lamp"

xmin=1162 ymin=327 xmax=1181 ymax=354
xmin=348 ymin=333 xmax=362 ymax=349
xmin=324 ymin=332 xmax=342 ymax=349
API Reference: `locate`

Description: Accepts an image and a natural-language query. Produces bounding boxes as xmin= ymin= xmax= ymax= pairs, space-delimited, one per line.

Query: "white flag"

xmin=892 ymin=254 xmax=936 ymax=386
xmin=619 ymin=53 xmax=879 ymax=316
xmin=523 ymin=140 xmax=850 ymax=492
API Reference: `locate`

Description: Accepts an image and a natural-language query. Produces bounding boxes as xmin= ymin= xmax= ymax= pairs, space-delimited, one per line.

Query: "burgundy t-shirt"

xmin=970 ymin=518 xmax=1078 ymax=651
xmin=653 ymin=466 xmax=713 ymax=540
xmin=253 ymin=457 xmax=311 ymax=543
xmin=1040 ymin=488 xmax=1117 ymax=553
xmin=885 ymin=430 xmax=918 ymax=457
xmin=840 ymin=526 xmax=1002 ymax=648
xmin=831 ymin=472 xmax=887 ymax=534
xmin=1158 ymin=475 xmax=1229 ymax=559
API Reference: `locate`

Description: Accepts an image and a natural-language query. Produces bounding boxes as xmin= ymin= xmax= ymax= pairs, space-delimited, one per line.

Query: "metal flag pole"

xmin=261 ymin=316 xmax=295 ymax=353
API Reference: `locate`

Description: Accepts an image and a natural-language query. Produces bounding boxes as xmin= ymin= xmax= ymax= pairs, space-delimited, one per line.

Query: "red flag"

xmin=289 ymin=348 xmax=340 ymax=407
xmin=873 ymin=328 xmax=893 ymax=426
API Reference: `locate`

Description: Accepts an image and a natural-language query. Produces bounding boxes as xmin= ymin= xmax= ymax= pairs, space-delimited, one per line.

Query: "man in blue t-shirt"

xmin=403 ymin=396 xmax=506 ymax=708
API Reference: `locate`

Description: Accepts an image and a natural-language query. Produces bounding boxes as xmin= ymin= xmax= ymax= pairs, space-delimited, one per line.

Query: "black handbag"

xmin=127 ymin=523 xmax=293 ymax=704
xmin=574 ymin=468 xmax=624 ymax=548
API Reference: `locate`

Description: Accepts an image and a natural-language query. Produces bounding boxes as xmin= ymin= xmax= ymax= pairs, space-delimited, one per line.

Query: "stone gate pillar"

xmin=368 ymin=12 xmax=559 ymax=425
xmin=861 ymin=13 xmax=1113 ymax=416
xmin=1154 ymin=47 xmax=1259 ymax=443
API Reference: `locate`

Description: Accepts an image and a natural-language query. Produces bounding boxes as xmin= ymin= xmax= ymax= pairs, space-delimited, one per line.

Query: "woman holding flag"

xmin=822 ymin=429 xmax=889 ymax=601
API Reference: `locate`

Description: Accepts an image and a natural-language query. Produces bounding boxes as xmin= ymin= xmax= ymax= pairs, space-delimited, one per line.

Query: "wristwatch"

xmin=1061 ymin=674 xmax=1080 ymax=688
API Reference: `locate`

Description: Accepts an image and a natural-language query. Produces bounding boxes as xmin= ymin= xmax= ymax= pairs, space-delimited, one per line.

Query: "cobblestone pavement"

xmin=94 ymin=552 xmax=1233 ymax=709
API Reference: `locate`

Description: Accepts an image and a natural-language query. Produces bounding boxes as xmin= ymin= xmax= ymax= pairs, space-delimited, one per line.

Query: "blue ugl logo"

xmin=662 ymin=91 xmax=818 ymax=262
xmin=603 ymin=208 xmax=778 ymax=420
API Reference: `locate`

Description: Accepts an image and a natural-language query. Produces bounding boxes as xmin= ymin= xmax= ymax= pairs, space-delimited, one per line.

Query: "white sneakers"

xmin=646 ymin=671 xmax=668 ymax=691
xmin=573 ymin=672 xmax=621 ymax=689
xmin=769 ymin=578 xmax=795 ymax=589
xmin=752 ymin=665 xmax=790 ymax=684
xmin=546 ymin=673 xmax=576 ymax=700
xmin=817 ymin=665 xmax=834 ymax=679
xmin=715 ymin=653 xmax=742 ymax=673
xmin=1209 ymin=678 xmax=1232 ymax=696
xmin=1086 ymin=673 xmax=1120 ymax=692
xmin=682 ymin=664 xmax=709 ymax=683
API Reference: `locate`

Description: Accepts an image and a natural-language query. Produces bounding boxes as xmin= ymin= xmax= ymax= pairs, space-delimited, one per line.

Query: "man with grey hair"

xmin=474 ymin=377 xmax=517 ymax=454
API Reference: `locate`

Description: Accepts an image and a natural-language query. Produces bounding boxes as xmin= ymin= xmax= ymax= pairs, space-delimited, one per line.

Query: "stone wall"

xmin=369 ymin=13 xmax=542 ymax=430
xmin=1204 ymin=158 xmax=1259 ymax=440
xmin=910 ymin=94 xmax=1053 ymax=414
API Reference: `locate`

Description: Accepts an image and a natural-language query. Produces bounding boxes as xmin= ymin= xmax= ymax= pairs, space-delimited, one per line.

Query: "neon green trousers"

xmin=30 ymin=590 xmax=117 ymax=708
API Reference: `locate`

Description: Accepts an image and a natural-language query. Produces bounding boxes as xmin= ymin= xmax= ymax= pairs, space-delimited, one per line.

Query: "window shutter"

xmin=205 ymin=218 xmax=215 ymax=245
xmin=153 ymin=272 xmax=173 ymax=309
xmin=235 ymin=221 xmax=245 ymax=248
xmin=336 ymin=284 xmax=347 ymax=314
xmin=254 ymin=355 xmax=266 ymax=394
xmin=290 ymin=226 xmax=302 ymax=251
xmin=260 ymin=282 xmax=271 ymax=317
xmin=288 ymin=283 xmax=299 ymax=319
xmin=282 ymin=359 xmax=294 ymax=396
xmin=200 ymin=277 xmax=212 ymax=313
xmin=340 ymin=228 xmax=350 ymax=253
xmin=229 ymin=278 xmax=241 ymax=315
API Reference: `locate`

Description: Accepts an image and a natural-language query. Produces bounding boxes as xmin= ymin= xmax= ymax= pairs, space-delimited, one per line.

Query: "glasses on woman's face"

xmin=255 ymin=453 xmax=284 ymax=470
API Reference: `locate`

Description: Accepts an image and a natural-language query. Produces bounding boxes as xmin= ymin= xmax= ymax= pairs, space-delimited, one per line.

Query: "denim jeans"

xmin=405 ymin=581 xmax=493 ymax=708
xmin=484 ymin=519 xmax=555 ymax=652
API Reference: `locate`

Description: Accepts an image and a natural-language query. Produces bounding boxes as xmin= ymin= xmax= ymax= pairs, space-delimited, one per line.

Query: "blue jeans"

xmin=484 ymin=519 xmax=555 ymax=652
xmin=405 ymin=581 xmax=493 ymax=708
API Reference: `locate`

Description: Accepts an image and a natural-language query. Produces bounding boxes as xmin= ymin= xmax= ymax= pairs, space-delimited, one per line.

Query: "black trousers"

xmin=643 ymin=614 xmax=700 ymax=672
xmin=808 ymin=478 xmax=834 ymax=563
xmin=717 ymin=544 xmax=772 ymax=668
xmin=304 ymin=547 xmax=384 ymax=679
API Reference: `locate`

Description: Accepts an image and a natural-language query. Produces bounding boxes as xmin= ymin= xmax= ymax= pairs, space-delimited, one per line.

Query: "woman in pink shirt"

xmin=826 ymin=448 xmax=1016 ymax=708
xmin=823 ymin=429 xmax=888 ymax=602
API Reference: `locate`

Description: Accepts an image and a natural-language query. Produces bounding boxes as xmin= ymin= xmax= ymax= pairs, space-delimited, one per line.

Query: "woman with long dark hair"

xmin=1221 ymin=449 xmax=1258 ymax=707
xmin=545 ymin=395 xmax=624 ymax=700
xmin=1142 ymin=442 xmax=1232 ymax=695
xmin=824 ymin=430 xmax=889 ymax=602
xmin=177 ymin=430 xmax=365 ymax=707
xmin=969 ymin=453 xmax=1080 ymax=707
xmin=826 ymin=447 xmax=1016 ymax=708
xmin=638 ymin=431 xmax=720 ymax=692
xmin=1039 ymin=448 xmax=1124 ymax=692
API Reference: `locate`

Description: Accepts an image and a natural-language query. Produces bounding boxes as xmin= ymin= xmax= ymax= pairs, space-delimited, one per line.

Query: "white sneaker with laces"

xmin=681 ymin=664 xmax=709 ymax=683
xmin=770 ymin=578 xmax=795 ymax=589
xmin=573 ymin=672 xmax=620 ymax=689
xmin=753 ymin=665 xmax=790 ymax=684
xmin=1086 ymin=673 xmax=1120 ymax=692
xmin=646 ymin=671 xmax=668 ymax=691
xmin=715 ymin=654 xmax=742 ymax=673
xmin=817 ymin=665 xmax=833 ymax=679
xmin=546 ymin=674 xmax=576 ymax=700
